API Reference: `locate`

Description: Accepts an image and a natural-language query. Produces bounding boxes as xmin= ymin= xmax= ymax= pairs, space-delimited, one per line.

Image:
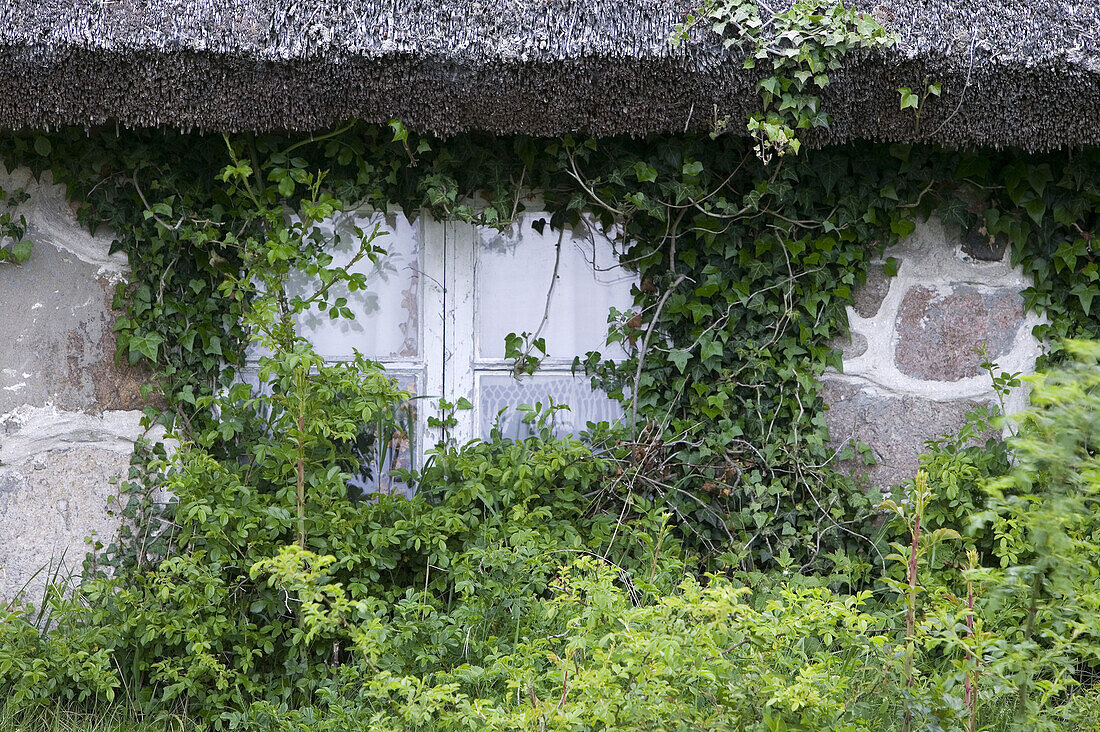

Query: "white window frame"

xmin=249 ymin=209 xmax=632 ymax=481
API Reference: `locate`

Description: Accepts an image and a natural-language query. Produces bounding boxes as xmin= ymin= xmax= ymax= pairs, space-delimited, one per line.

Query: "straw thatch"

xmin=0 ymin=0 xmax=1097 ymax=149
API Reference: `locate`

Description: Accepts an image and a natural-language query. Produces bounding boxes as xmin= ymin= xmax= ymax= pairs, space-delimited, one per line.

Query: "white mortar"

xmin=826 ymin=218 xmax=1045 ymax=416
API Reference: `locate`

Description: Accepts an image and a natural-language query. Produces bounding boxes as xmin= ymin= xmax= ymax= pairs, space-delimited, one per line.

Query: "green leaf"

xmin=11 ymin=239 xmax=32 ymax=264
xmin=33 ymin=136 xmax=52 ymax=156
xmin=884 ymin=257 xmax=899 ymax=277
xmin=1071 ymin=284 xmax=1094 ymax=316
xmin=389 ymin=119 xmax=408 ymax=142
xmin=1027 ymin=164 xmax=1053 ymax=196
xmin=682 ymin=161 xmax=704 ymax=177
xmin=1023 ymin=196 xmax=1046 ymax=224
xmin=668 ymin=350 xmax=691 ymax=374
xmin=701 ymin=339 xmax=724 ymax=363
xmin=633 ymin=162 xmax=659 ymax=183
xmin=890 ymin=218 xmax=916 ymax=238
xmin=128 ymin=333 xmax=163 ymax=364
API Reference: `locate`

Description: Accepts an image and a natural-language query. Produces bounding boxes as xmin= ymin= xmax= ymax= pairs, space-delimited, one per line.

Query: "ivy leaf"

xmin=33 ymin=136 xmax=52 ymax=156
xmin=1071 ymin=284 xmax=1094 ymax=316
xmin=1023 ymin=195 xmax=1046 ymax=225
xmin=1027 ymin=164 xmax=1053 ymax=196
xmin=816 ymin=154 xmax=846 ymax=194
xmin=128 ymin=333 xmax=164 ymax=364
xmin=701 ymin=338 xmax=725 ymax=364
xmin=389 ymin=120 xmax=408 ymax=142
xmin=668 ymin=350 xmax=691 ymax=374
xmin=759 ymin=76 xmax=781 ymax=97
xmin=633 ymin=162 xmax=659 ymax=183
xmin=890 ymin=218 xmax=915 ymax=238
xmin=11 ymin=239 xmax=32 ymax=263
xmin=687 ymin=301 xmax=713 ymax=323
xmin=884 ymin=257 xmax=900 ymax=277
xmin=898 ymin=87 xmax=918 ymax=109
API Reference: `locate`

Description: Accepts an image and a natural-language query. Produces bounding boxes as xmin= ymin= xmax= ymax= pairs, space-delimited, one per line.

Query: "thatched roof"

xmin=1 ymin=0 xmax=1097 ymax=150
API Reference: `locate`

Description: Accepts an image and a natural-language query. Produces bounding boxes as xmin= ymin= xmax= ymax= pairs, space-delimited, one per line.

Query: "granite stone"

xmin=894 ymin=285 xmax=1023 ymax=381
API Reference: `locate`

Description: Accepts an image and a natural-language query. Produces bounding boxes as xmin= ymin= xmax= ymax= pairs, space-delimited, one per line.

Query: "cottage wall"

xmin=0 ymin=171 xmax=1043 ymax=605
xmin=823 ymin=218 xmax=1043 ymax=490
xmin=0 ymin=168 xmax=156 ymax=605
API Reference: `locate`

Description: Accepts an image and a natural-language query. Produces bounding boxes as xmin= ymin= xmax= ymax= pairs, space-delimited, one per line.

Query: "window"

xmin=258 ymin=209 xmax=636 ymax=490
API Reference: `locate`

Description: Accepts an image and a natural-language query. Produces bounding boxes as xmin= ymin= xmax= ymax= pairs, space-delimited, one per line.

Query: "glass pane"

xmin=476 ymin=214 xmax=635 ymax=361
xmin=286 ymin=212 xmax=420 ymax=361
xmin=347 ymin=372 xmax=419 ymax=499
xmin=233 ymin=367 xmax=419 ymax=499
xmin=477 ymin=372 xmax=623 ymax=440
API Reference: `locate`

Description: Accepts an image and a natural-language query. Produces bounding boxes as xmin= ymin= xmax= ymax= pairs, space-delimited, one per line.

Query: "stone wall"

xmin=0 ymin=167 xmax=157 ymax=606
xmin=822 ymin=218 xmax=1044 ymax=490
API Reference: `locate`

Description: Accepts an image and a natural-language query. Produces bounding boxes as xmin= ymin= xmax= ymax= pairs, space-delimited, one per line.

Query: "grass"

xmin=0 ymin=704 xmax=181 ymax=732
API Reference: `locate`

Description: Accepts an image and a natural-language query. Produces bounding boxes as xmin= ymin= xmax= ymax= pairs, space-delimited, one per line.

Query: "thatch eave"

xmin=0 ymin=0 xmax=1097 ymax=150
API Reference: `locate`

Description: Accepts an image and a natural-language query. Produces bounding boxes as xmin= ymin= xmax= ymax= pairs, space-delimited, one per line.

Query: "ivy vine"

xmin=2 ymin=126 xmax=1096 ymax=578
xmin=0 ymin=2 xmax=1094 ymax=576
xmin=675 ymin=0 xmax=893 ymax=159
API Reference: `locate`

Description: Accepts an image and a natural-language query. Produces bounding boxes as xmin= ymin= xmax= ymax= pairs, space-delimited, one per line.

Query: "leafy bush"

xmin=1 ymin=122 xmax=1099 ymax=730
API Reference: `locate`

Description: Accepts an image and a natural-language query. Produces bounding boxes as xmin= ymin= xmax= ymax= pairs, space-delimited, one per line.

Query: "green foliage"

xmin=675 ymin=0 xmax=893 ymax=159
xmin=940 ymin=152 xmax=1100 ymax=354
xmin=0 ymin=343 xmax=658 ymax=724
xmin=0 ymin=183 xmax=32 ymax=264
xmin=255 ymin=567 xmax=904 ymax=731
xmin=2 ymin=125 xmax=1099 ymax=575
xmin=0 ymin=66 xmax=1098 ymax=728
xmin=0 ymin=701 xmax=170 ymax=732
xmin=977 ymin=341 xmax=1100 ymax=722
xmin=871 ymin=345 xmax=1100 ymax=731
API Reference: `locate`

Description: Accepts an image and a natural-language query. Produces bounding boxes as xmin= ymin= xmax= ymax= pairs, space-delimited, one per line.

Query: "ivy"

xmin=0 ymin=183 xmax=32 ymax=264
xmin=675 ymin=0 xmax=893 ymax=159
xmin=1 ymin=125 xmax=1098 ymax=578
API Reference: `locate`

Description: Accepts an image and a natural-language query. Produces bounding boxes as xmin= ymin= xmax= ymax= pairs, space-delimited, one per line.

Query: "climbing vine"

xmin=2 ymin=126 xmax=1097 ymax=578
xmin=0 ymin=4 xmax=1094 ymax=589
xmin=675 ymin=0 xmax=893 ymax=159
xmin=0 ymin=6 xmax=1098 ymax=726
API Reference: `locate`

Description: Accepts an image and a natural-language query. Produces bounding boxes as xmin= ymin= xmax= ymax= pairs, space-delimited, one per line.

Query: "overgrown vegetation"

xmin=2 ymin=1 xmax=1100 ymax=728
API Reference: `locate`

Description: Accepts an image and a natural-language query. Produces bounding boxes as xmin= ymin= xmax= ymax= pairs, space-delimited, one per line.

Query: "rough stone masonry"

xmin=0 ymin=165 xmax=1045 ymax=605
xmin=822 ymin=217 xmax=1044 ymax=491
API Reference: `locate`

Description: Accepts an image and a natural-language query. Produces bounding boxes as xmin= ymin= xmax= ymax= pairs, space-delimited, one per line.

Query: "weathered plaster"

xmin=0 ymin=166 xmax=157 ymax=606
xmin=0 ymin=408 xmax=155 ymax=604
xmin=0 ymin=166 xmax=127 ymax=279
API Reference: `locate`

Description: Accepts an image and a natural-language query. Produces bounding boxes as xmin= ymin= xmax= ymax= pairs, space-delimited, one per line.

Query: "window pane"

xmin=347 ymin=371 xmax=419 ymax=499
xmin=234 ymin=366 xmax=419 ymax=499
xmin=475 ymin=215 xmax=634 ymax=361
xmin=477 ymin=372 xmax=623 ymax=440
xmin=287 ymin=212 xmax=420 ymax=361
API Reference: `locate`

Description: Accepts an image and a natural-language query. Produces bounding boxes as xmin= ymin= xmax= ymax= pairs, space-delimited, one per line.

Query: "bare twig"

xmin=631 ymin=274 xmax=689 ymax=437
